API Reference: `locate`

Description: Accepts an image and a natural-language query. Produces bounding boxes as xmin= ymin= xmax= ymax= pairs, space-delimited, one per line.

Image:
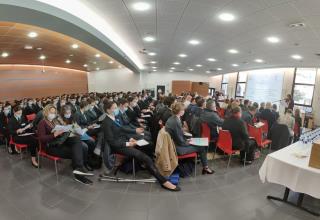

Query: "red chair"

xmin=201 ymin=123 xmax=217 ymax=145
xmin=177 ymin=152 xmax=197 ymax=177
xmin=217 ymin=108 xmax=225 ymax=118
xmin=9 ymin=136 xmax=28 ymax=159
xmin=215 ymin=130 xmax=246 ymax=169
xmin=248 ymin=125 xmax=272 ymax=152
xmin=26 ymin=113 xmax=36 ymax=122
xmin=260 ymin=119 xmax=269 ymax=136
xmin=38 ymin=142 xmax=61 ymax=177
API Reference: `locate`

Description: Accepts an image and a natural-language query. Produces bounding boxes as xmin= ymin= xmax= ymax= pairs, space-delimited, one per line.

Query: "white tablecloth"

xmin=259 ymin=142 xmax=320 ymax=199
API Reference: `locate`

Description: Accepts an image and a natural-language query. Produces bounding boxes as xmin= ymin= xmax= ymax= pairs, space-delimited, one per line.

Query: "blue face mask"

xmin=113 ymin=108 xmax=120 ymax=116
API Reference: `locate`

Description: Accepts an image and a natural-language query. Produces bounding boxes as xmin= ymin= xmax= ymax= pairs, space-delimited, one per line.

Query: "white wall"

xmin=140 ymin=71 xmax=214 ymax=95
xmin=88 ymin=68 xmax=141 ymax=92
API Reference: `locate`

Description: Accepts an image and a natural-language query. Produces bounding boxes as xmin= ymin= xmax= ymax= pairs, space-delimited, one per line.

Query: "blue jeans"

xmin=176 ymin=145 xmax=208 ymax=167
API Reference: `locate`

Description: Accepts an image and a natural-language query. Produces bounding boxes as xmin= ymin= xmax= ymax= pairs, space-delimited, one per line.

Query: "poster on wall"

xmin=245 ymin=69 xmax=284 ymax=104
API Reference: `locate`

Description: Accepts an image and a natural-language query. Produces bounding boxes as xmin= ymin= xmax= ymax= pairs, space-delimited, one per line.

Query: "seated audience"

xmin=37 ymin=104 xmax=94 ymax=185
xmin=260 ymin=102 xmax=276 ymax=130
xmin=8 ymin=105 xmax=39 ymax=167
xmin=241 ymin=105 xmax=257 ymax=126
xmin=165 ymin=102 xmax=214 ymax=174
xmin=200 ymin=100 xmax=224 ymax=140
xmin=102 ymin=101 xmax=180 ymax=191
xmin=271 ymin=104 xmax=280 ymax=121
xmin=222 ymin=107 xmax=256 ymax=164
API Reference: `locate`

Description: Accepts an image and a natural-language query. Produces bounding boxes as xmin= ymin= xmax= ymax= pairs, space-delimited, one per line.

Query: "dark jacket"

xmin=0 ymin=112 xmax=11 ymax=136
xmin=165 ymin=115 xmax=188 ymax=147
xmin=268 ymin=123 xmax=290 ymax=150
xmin=260 ymin=109 xmax=276 ymax=130
xmin=101 ymin=115 xmax=128 ymax=150
xmin=23 ymin=105 xmax=37 ymax=116
xmin=85 ymin=109 xmax=98 ymax=124
xmin=200 ymin=109 xmax=224 ymax=138
xmin=126 ymin=106 xmax=140 ymax=126
xmin=241 ymin=111 xmax=254 ymax=126
xmin=222 ymin=116 xmax=249 ymax=150
xmin=74 ymin=111 xmax=90 ymax=128
xmin=8 ymin=116 xmax=30 ymax=139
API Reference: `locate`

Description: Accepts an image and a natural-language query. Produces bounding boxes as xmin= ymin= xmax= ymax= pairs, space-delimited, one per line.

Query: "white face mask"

xmin=4 ymin=109 xmax=10 ymax=115
xmin=48 ymin=113 xmax=56 ymax=121
xmin=64 ymin=113 xmax=72 ymax=119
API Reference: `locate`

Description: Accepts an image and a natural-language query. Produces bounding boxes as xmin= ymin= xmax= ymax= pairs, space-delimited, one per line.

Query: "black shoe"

xmin=240 ymin=160 xmax=253 ymax=165
xmin=84 ymin=164 xmax=94 ymax=172
xmin=73 ymin=167 xmax=94 ymax=176
xmin=74 ymin=174 xmax=93 ymax=185
xmin=161 ymin=184 xmax=181 ymax=192
xmin=31 ymin=162 xmax=40 ymax=169
xmin=202 ymin=167 xmax=215 ymax=175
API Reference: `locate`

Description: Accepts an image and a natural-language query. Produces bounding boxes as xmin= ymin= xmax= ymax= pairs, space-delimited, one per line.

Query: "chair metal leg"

xmin=132 ymin=158 xmax=136 ymax=179
xmin=54 ymin=160 xmax=59 ymax=181
xmin=194 ymin=155 xmax=197 ymax=178
xmin=213 ymin=146 xmax=217 ymax=160
xmin=227 ymin=154 xmax=232 ymax=169
xmin=243 ymin=152 xmax=247 ymax=167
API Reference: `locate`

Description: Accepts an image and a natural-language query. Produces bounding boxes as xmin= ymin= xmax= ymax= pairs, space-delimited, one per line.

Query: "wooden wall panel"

xmin=191 ymin=82 xmax=209 ymax=96
xmin=0 ymin=65 xmax=88 ymax=101
xmin=172 ymin=80 xmax=192 ymax=95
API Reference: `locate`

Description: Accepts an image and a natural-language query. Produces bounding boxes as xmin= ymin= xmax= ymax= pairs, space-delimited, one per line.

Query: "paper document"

xmin=190 ymin=138 xmax=209 ymax=146
xmin=136 ymin=139 xmax=149 ymax=146
xmin=254 ymin=122 xmax=264 ymax=128
xmin=141 ymin=115 xmax=151 ymax=118
xmin=184 ymin=132 xmax=193 ymax=137
xmin=93 ymin=124 xmax=100 ymax=129
xmin=18 ymin=132 xmax=34 ymax=136
xmin=52 ymin=125 xmax=72 ymax=133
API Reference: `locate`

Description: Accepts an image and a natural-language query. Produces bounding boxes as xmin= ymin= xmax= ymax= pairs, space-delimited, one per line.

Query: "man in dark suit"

xmin=241 ymin=105 xmax=257 ymax=126
xmin=85 ymin=98 xmax=99 ymax=124
xmin=260 ymin=102 xmax=276 ymax=131
xmin=23 ymin=99 xmax=37 ymax=116
xmin=0 ymin=104 xmax=12 ymax=140
xmin=222 ymin=106 xmax=256 ymax=163
xmin=67 ymin=95 xmax=80 ymax=113
xmin=74 ymin=101 xmax=99 ymax=136
xmin=200 ymin=100 xmax=224 ymax=140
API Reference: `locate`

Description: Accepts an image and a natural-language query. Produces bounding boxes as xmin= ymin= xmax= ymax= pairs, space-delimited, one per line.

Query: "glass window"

xmin=222 ymin=74 xmax=229 ymax=83
xmin=221 ymin=84 xmax=228 ymax=95
xmin=238 ymin=72 xmax=247 ymax=82
xmin=295 ymin=68 xmax=316 ymax=84
xmin=293 ymin=85 xmax=314 ymax=106
xmin=236 ymin=83 xmax=246 ymax=97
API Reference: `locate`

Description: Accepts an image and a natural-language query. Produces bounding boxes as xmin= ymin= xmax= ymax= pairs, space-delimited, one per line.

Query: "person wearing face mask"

xmin=8 ymin=105 xmax=39 ymax=167
xmin=84 ymin=98 xmax=99 ymax=124
xmin=101 ymin=101 xmax=180 ymax=191
xmin=37 ymin=104 xmax=94 ymax=185
xmin=0 ymin=104 xmax=12 ymax=143
xmin=222 ymin=106 xmax=257 ymax=164
xmin=67 ymin=96 xmax=80 ymax=113
xmin=23 ymin=99 xmax=37 ymax=116
xmin=126 ymin=96 xmax=145 ymax=127
xmin=34 ymin=99 xmax=43 ymax=113
xmin=165 ymin=102 xmax=214 ymax=175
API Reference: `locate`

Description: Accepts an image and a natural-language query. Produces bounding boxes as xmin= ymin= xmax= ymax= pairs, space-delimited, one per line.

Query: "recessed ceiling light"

xmin=291 ymin=54 xmax=303 ymax=60
xmin=178 ymin=53 xmax=187 ymax=58
xmin=132 ymin=2 xmax=151 ymax=11
xmin=152 ymin=69 xmax=157 ymax=72
xmin=150 ymin=61 xmax=157 ymax=64
xmin=148 ymin=52 xmax=157 ymax=56
xmin=188 ymin=68 xmax=194 ymax=71
xmin=28 ymin=32 xmax=38 ymax=38
xmin=152 ymin=66 xmax=157 ymax=69
xmin=24 ymin=45 xmax=33 ymax=50
xmin=255 ymin=59 xmax=264 ymax=63
xmin=232 ymin=63 xmax=239 ymax=67
xmin=267 ymin=36 xmax=280 ymax=43
xmin=207 ymin=58 xmax=216 ymax=62
xmin=95 ymin=54 xmax=101 ymax=58
xmin=188 ymin=39 xmax=201 ymax=45
xmin=217 ymin=68 xmax=223 ymax=71
xmin=195 ymin=64 xmax=202 ymax=67
xmin=143 ymin=36 xmax=156 ymax=42
xmin=109 ymin=60 xmax=114 ymax=64
xmin=1 ymin=52 xmax=9 ymax=58
xmin=170 ymin=67 xmax=176 ymax=70
xmin=69 ymin=54 xmax=74 ymax=57
xmin=65 ymin=59 xmax=71 ymax=64
xmin=206 ymin=71 xmax=211 ymax=74
xmin=71 ymin=44 xmax=79 ymax=49
xmin=173 ymin=62 xmax=180 ymax=65
xmin=218 ymin=13 xmax=235 ymax=22
xmin=169 ymin=70 xmax=174 ymax=72
xmin=83 ymin=64 xmax=88 ymax=67
xmin=39 ymin=55 xmax=46 ymax=60
xmin=228 ymin=49 xmax=239 ymax=54
xmin=96 ymin=67 xmax=100 ymax=71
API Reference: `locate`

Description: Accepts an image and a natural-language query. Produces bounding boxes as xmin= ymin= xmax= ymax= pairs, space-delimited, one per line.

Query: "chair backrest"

xmin=218 ymin=108 xmax=225 ymax=118
xmin=248 ymin=125 xmax=263 ymax=146
xmin=260 ymin=119 xmax=269 ymax=134
xmin=216 ymin=130 xmax=233 ymax=154
xmin=201 ymin=123 xmax=211 ymax=140
xmin=26 ymin=113 xmax=36 ymax=122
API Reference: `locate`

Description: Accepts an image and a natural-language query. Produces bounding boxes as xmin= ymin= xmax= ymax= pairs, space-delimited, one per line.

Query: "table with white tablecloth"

xmin=259 ymin=141 xmax=320 ymax=216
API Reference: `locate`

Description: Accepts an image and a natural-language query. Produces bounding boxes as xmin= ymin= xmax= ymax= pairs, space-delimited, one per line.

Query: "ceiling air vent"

xmin=289 ymin=22 xmax=306 ymax=28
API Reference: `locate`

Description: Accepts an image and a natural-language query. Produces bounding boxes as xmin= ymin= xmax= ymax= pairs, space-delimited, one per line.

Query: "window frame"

xmin=291 ymin=68 xmax=316 ymax=107
xmin=235 ymin=72 xmax=247 ymax=98
xmin=221 ymin=74 xmax=229 ymax=96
